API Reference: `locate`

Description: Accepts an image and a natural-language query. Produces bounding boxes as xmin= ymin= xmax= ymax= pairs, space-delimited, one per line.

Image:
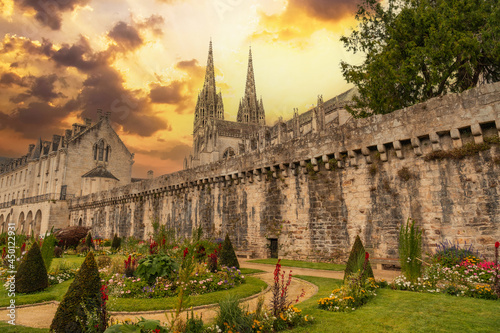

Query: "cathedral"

xmin=186 ymin=41 xmax=356 ymax=169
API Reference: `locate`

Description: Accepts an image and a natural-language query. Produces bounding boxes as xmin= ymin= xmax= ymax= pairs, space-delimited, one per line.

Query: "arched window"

xmin=105 ymin=145 xmax=111 ymax=162
xmin=93 ymin=144 xmax=98 ymax=160
xmin=222 ymin=147 xmax=235 ymax=159
xmin=98 ymin=140 xmax=104 ymax=161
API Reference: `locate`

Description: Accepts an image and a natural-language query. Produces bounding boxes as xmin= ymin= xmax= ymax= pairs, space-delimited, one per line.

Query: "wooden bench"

xmin=235 ymin=250 xmax=253 ymax=259
xmin=370 ymin=257 xmax=401 ymax=270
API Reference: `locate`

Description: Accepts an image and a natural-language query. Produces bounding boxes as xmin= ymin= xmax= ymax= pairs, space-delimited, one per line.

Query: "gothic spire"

xmin=237 ymin=47 xmax=265 ymax=125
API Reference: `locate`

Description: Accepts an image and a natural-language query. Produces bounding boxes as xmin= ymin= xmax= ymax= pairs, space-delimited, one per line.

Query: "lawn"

xmin=247 ymin=258 xmax=345 ymax=271
xmin=291 ymin=276 xmax=500 ymax=333
xmin=0 ymin=322 xmax=49 ymax=332
xmin=0 ymin=279 xmax=73 ymax=307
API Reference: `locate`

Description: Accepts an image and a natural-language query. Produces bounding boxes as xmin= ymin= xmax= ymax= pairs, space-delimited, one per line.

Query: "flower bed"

xmin=102 ymin=265 xmax=244 ymax=299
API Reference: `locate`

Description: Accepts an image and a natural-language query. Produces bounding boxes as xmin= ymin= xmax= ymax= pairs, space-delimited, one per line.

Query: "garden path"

xmin=0 ymin=260 xmax=399 ymax=329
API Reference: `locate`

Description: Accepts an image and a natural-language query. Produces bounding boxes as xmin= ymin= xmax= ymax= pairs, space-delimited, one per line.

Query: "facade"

xmin=0 ymin=112 xmax=134 ymax=235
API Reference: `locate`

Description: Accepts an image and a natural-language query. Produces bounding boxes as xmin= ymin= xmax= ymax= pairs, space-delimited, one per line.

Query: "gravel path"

xmin=0 ymin=260 xmax=399 ymax=329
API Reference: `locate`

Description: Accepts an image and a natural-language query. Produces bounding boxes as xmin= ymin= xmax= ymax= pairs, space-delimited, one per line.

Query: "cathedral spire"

xmin=237 ymin=47 xmax=265 ymax=125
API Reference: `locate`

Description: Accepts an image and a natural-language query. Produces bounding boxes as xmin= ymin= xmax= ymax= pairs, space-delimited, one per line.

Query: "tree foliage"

xmin=341 ymin=0 xmax=500 ymax=117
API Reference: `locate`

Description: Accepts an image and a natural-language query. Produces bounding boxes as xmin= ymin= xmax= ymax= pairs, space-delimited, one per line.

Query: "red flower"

xmin=20 ymin=242 xmax=26 ymax=253
xmin=495 ymin=241 xmax=499 ymax=249
xmin=183 ymin=247 xmax=189 ymax=258
xmin=365 ymin=252 xmax=369 ymax=260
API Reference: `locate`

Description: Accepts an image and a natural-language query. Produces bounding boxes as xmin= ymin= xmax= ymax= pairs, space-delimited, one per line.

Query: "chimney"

xmin=147 ymin=170 xmax=154 ymax=179
xmin=84 ymin=118 xmax=92 ymax=127
xmin=65 ymin=129 xmax=72 ymax=140
xmin=28 ymin=144 xmax=35 ymax=154
xmin=97 ymin=109 xmax=104 ymax=121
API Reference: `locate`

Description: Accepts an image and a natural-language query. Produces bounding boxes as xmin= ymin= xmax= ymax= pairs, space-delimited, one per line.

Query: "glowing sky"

xmin=0 ymin=0 xmax=362 ymax=177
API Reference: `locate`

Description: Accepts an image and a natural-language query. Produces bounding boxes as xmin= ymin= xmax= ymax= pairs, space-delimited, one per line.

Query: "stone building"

xmin=0 ymin=112 xmax=134 ymax=235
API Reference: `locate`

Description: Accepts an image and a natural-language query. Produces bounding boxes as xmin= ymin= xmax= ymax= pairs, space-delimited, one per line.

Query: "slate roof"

xmin=82 ymin=166 xmax=119 ymax=181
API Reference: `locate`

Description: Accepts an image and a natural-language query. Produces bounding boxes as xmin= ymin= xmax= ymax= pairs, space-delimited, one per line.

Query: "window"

xmin=98 ymin=141 xmax=104 ymax=161
xmin=105 ymin=146 xmax=110 ymax=162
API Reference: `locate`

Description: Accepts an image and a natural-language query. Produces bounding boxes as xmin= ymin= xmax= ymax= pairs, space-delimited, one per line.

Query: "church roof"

xmin=82 ymin=166 xmax=119 ymax=181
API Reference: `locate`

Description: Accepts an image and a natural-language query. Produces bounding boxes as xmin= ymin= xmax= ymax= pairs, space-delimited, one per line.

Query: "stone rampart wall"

xmin=69 ymin=82 xmax=500 ymax=260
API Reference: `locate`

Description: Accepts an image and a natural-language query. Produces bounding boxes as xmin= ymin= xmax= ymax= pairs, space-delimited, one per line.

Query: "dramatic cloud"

xmin=108 ymin=22 xmax=144 ymax=51
xmin=17 ymin=0 xmax=91 ymax=30
xmin=28 ymin=74 xmax=66 ymax=101
xmin=0 ymin=72 xmax=26 ymax=87
xmin=51 ymin=37 xmax=103 ymax=72
xmin=252 ymin=0 xmax=359 ymax=42
xmin=149 ymin=81 xmax=184 ymax=104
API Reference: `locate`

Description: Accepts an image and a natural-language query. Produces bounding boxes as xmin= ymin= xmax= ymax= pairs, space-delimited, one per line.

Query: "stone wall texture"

xmin=69 ymin=82 xmax=500 ymax=261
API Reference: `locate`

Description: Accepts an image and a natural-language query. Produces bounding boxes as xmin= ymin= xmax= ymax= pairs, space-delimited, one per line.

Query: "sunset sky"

xmin=0 ymin=0 xmax=363 ymax=177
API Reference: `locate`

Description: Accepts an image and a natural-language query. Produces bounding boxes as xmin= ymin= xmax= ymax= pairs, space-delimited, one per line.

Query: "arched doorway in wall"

xmin=18 ymin=212 xmax=25 ymax=235
xmin=25 ymin=211 xmax=33 ymax=236
xmin=0 ymin=215 xmax=4 ymax=233
xmin=32 ymin=210 xmax=42 ymax=236
xmin=78 ymin=218 xmax=83 ymax=226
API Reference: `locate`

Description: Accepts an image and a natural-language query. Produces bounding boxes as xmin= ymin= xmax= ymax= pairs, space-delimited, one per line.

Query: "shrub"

xmin=77 ymin=244 xmax=90 ymax=254
xmin=110 ymin=234 xmax=121 ymax=251
xmin=54 ymin=226 xmax=90 ymax=249
xmin=399 ymin=218 xmax=423 ymax=282
xmin=86 ymin=232 xmax=95 ymax=250
xmin=41 ymin=230 xmax=57 ymax=271
xmin=15 ymin=242 xmax=49 ymax=293
xmin=50 ymin=252 xmax=103 ymax=333
xmin=97 ymin=255 xmax=112 ymax=269
xmin=219 ymin=234 xmax=239 ymax=269
xmin=214 ymin=295 xmax=252 ymax=333
xmin=124 ymin=255 xmax=138 ymax=277
xmin=135 ymin=254 xmax=178 ymax=285
xmin=53 ymin=246 xmax=63 ymax=258
xmin=207 ymin=250 xmax=218 ymax=273
xmin=432 ymin=240 xmax=479 ymax=267
xmin=343 ymin=235 xmax=374 ymax=281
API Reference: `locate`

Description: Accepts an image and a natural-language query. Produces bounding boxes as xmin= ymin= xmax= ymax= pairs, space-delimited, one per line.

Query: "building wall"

xmin=70 ymin=82 xmax=500 ymax=261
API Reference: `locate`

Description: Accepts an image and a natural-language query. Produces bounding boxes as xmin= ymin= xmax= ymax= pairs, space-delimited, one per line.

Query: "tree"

xmin=341 ymin=0 xmax=500 ymax=117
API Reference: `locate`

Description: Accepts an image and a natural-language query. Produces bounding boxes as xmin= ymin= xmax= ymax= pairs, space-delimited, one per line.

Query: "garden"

xmin=0 ymin=218 xmax=499 ymax=332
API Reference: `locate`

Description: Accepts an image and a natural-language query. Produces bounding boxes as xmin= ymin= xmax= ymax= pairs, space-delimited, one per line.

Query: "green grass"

xmin=0 ymin=322 xmax=49 ymax=332
xmin=290 ymin=275 xmax=500 ymax=333
xmin=0 ymin=279 xmax=73 ymax=307
xmin=247 ymin=259 xmax=345 ymax=271
xmin=109 ymin=276 xmax=267 ymax=311
xmin=239 ymin=268 xmax=264 ymax=275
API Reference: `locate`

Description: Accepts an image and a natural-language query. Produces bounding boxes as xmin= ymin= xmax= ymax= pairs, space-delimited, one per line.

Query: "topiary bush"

xmin=41 ymin=230 xmax=57 ymax=271
xmin=343 ymin=235 xmax=374 ymax=281
xmin=219 ymin=234 xmax=239 ymax=269
xmin=15 ymin=242 xmax=49 ymax=293
xmin=86 ymin=232 xmax=94 ymax=250
xmin=53 ymin=246 xmax=63 ymax=258
xmin=50 ymin=251 xmax=103 ymax=333
xmin=111 ymin=234 xmax=121 ymax=251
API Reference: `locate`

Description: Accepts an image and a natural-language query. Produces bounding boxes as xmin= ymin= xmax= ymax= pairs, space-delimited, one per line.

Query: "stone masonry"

xmin=69 ymin=81 xmax=500 ymax=261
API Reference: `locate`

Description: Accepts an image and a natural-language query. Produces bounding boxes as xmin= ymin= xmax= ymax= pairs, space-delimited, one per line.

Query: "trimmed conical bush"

xmin=85 ymin=232 xmax=94 ymax=250
xmin=50 ymin=251 xmax=103 ymax=333
xmin=111 ymin=233 xmax=121 ymax=251
xmin=343 ymin=235 xmax=374 ymax=280
xmin=219 ymin=234 xmax=240 ymax=269
xmin=15 ymin=242 xmax=48 ymax=293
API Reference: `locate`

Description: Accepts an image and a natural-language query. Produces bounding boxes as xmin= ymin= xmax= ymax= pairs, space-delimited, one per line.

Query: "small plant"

xmin=97 ymin=255 xmax=112 ymax=269
xmin=214 ymin=294 xmax=252 ymax=333
xmin=123 ymin=255 xmax=139 ymax=277
xmin=220 ymin=234 xmax=239 ymax=269
xmin=397 ymin=167 xmax=412 ymax=181
xmin=134 ymin=254 xmax=177 ymax=284
xmin=15 ymin=242 xmax=49 ymax=293
xmin=399 ymin=218 xmax=423 ymax=282
xmin=271 ymin=259 xmax=293 ymax=316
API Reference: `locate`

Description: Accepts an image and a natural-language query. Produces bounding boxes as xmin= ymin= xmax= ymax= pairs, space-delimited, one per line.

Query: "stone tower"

xmin=237 ymin=47 xmax=265 ymax=125
xmin=193 ymin=41 xmax=225 ymax=158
